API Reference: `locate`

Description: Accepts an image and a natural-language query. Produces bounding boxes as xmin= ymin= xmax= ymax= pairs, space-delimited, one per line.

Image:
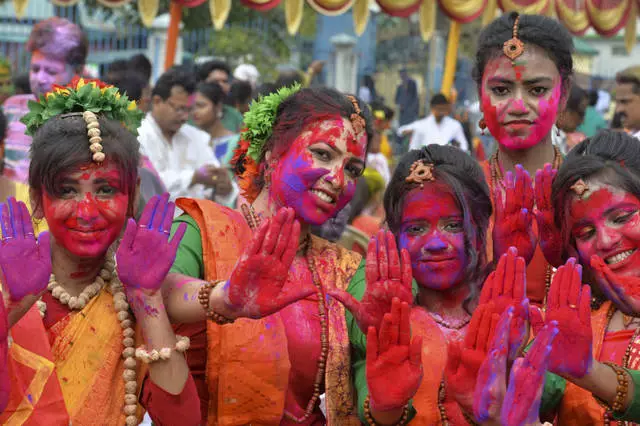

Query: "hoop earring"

xmin=479 ymin=117 xmax=487 ymax=136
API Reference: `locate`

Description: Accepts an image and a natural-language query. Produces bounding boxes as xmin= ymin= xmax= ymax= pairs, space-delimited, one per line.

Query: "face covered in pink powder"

xmin=268 ymin=117 xmax=367 ymax=226
xmin=481 ymin=44 xmax=564 ymax=151
xmin=29 ymin=50 xmax=73 ymax=97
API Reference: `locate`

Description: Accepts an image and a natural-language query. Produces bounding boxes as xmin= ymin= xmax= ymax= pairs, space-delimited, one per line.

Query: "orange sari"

xmin=177 ymin=198 xmax=362 ymax=426
xmin=1 ymin=287 xmax=147 ymax=425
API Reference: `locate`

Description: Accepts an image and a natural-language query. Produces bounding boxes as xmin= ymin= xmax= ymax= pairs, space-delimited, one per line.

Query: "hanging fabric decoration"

xmin=49 ymin=0 xmax=80 ymax=5
xmin=12 ymin=0 xmax=29 ymax=18
xmin=498 ymin=0 xmax=550 ymax=14
xmin=210 ymin=0 xmax=231 ymax=30
xmin=138 ymin=0 xmax=160 ymax=27
xmin=353 ymin=0 xmax=370 ymax=35
xmin=437 ymin=0 xmax=486 ymax=23
xmin=482 ymin=0 xmax=498 ymax=26
xmin=240 ymin=0 xmax=282 ymax=11
xmin=376 ymin=0 xmax=422 ymax=17
xmin=586 ymin=0 xmax=632 ymax=37
xmin=419 ymin=0 xmax=436 ymax=41
xmin=625 ymin=0 xmax=637 ymax=53
xmin=307 ymin=0 xmax=354 ymax=15
xmin=285 ymin=0 xmax=304 ymax=35
xmin=555 ymin=0 xmax=590 ymax=34
xmin=96 ymin=0 xmax=133 ymax=6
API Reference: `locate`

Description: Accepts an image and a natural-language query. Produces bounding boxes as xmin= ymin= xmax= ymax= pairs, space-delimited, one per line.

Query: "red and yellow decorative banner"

xmin=585 ymin=0 xmax=632 ymax=37
xmin=172 ymin=0 xmax=207 ymax=6
xmin=210 ymin=0 xmax=231 ymax=29
xmin=353 ymin=0 xmax=370 ymax=35
xmin=285 ymin=0 xmax=304 ymax=34
xmin=482 ymin=0 xmax=498 ymax=26
xmin=307 ymin=0 xmax=353 ymax=15
xmin=376 ymin=0 xmax=422 ymax=17
xmin=49 ymin=0 xmax=80 ymax=5
xmin=240 ymin=0 xmax=282 ymax=11
xmin=555 ymin=0 xmax=590 ymax=35
xmin=499 ymin=0 xmax=549 ymax=14
xmin=438 ymin=0 xmax=486 ymax=23
xmin=419 ymin=0 xmax=436 ymax=41
xmin=96 ymin=0 xmax=133 ymax=7
xmin=625 ymin=0 xmax=636 ymax=53
xmin=12 ymin=0 xmax=29 ymax=18
xmin=138 ymin=0 xmax=160 ymax=27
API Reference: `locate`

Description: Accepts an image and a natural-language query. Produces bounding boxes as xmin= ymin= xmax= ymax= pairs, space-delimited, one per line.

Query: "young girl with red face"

xmin=0 ymin=79 xmax=200 ymax=425
xmin=527 ymin=130 xmax=640 ymax=423
xmin=475 ymin=12 xmax=575 ymax=305
xmin=162 ymin=86 xmax=380 ymax=425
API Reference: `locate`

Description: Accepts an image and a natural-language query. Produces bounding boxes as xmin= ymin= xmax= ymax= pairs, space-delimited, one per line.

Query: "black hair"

xmin=566 ymin=84 xmax=587 ymax=114
xmin=196 ymin=82 xmax=225 ymax=105
xmin=152 ymin=65 xmax=196 ymax=100
xmin=229 ymin=80 xmax=253 ymax=105
xmin=588 ymin=90 xmax=599 ymax=107
xmin=108 ymin=59 xmax=129 ymax=75
xmin=257 ymin=82 xmax=277 ymax=97
xmin=616 ymin=68 xmax=640 ymax=94
xmin=362 ymin=75 xmax=377 ymax=101
xmin=473 ymin=12 xmax=574 ymax=95
xmin=552 ymin=130 xmax=640 ymax=260
xmin=430 ymin=93 xmax=449 ymax=106
xmin=29 ymin=114 xmax=140 ymax=217
xmin=128 ymin=54 xmax=152 ymax=82
xmin=275 ymin=71 xmax=304 ymax=91
xmin=384 ymin=145 xmax=493 ymax=312
xmin=105 ymin=71 xmax=148 ymax=102
xmin=0 ymin=108 xmax=6 ymax=142
xmin=196 ymin=60 xmax=231 ymax=84
xmin=12 ymin=73 xmax=30 ymax=94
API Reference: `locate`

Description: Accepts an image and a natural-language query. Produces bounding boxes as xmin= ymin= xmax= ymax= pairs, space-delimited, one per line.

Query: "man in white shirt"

xmin=138 ymin=66 xmax=237 ymax=207
xmin=615 ymin=66 xmax=640 ymax=140
xmin=398 ymin=93 xmax=469 ymax=152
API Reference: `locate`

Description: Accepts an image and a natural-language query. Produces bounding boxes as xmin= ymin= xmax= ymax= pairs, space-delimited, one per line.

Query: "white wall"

xmin=587 ymin=37 xmax=640 ymax=78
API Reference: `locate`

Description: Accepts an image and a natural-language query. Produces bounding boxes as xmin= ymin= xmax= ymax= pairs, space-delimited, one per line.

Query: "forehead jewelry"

xmin=347 ymin=95 xmax=366 ymax=135
xmin=570 ymin=179 xmax=589 ymax=198
xmin=405 ymin=160 xmax=435 ymax=189
xmin=503 ymin=14 xmax=525 ymax=63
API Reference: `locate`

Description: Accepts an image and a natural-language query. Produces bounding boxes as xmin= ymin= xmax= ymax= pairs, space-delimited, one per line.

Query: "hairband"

xmin=406 ymin=160 xmax=435 ymax=188
xmin=503 ymin=14 xmax=524 ymax=63
xmin=570 ymin=179 xmax=589 ymax=198
xmin=347 ymin=95 xmax=366 ymax=135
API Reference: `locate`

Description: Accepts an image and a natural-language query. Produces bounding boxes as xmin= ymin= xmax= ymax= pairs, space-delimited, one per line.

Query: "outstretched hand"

xmin=530 ymin=258 xmax=592 ymax=378
xmin=329 ymin=230 xmax=413 ymax=333
xmin=116 ymin=193 xmax=186 ymax=295
xmin=591 ymin=255 xmax=640 ymax=316
xmin=502 ymin=322 xmax=558 ymax=426
xmin=534 ymin=164 xmax=564 ymax=267
xmin=367 ymin=298 xmax=423 ymax=411
xmin=225 ymin=207 xmax=316 ymax=319
xmin=493 ymin=165 xmax=537 ymax=265
xmin=0 ymin=197 xmax=51 ymax=301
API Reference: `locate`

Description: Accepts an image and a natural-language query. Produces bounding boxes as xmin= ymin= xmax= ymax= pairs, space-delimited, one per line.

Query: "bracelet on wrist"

xmin=134 ymin=335 xmax=190 ymax=364
xmin=363 ymin=395 xmax=410 ymax=426
xmin=198 ymin=280 xmax=235 ymax=325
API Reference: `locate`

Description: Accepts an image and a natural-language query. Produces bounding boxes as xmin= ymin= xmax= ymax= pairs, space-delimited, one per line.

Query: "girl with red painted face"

xmin=332 ymin=145 xmax=509 ymax=424
xmin=523 ymin=130 xmax=640 ymax=424
xmin=0 ymin=80 xmax=201 ymax=425
xmin=162 ymin=86 xmax=374 ymax=425
xmin=475 ymin=12 xmax=575 ymax=305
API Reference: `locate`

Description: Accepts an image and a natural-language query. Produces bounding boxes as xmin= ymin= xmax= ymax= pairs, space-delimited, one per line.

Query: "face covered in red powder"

xmin=268 ymin=117 xmax=367 ymax=226
xmin=41 ymin=161 xmax=130 ymax=258
xmin=481 ymin=44 xmax=564 ymax=151
xmin=397 ymin=183 xmax=469 ymax=291
xmin=569 ymin=181 xmax=640 ymax=279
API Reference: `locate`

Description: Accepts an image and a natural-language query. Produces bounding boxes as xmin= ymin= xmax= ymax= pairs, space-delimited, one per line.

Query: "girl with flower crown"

xmin=0 ymin=78 xmax=200 ymax=425
xmin=161 ymin=86 xmax=405 ymax=425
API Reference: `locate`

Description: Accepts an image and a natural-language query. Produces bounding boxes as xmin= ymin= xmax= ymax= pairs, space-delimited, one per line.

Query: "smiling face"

xmin=397 ymin=183 xmax=469 ymax=291
xmin=569 ymin=180 xmax=640 ymax=279
xmin=42 ymin=161 xmax=130 ymax=259
xmin=29 ymin=50 xmax=73 ymax=97
xmin=268 ymin=117 xmax=367 ymax=226
xmin=481 ymin=45 xmax=564 ymax=150
xmin=192 ymin=91 xmax=222 ymax=129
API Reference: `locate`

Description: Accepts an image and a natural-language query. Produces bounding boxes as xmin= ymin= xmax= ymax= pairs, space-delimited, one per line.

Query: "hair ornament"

xmin=82 ymin=111 xmax=105 ymax=163
xmin=570 ymin=179 xmax=589 ymax=198
xmin=406 ymin=160 xmax=435 ymax=188
xmin=503 ymin=14 xmax=525 ymax=63
xmin=347 ymin=95 xmax=366 ymax=135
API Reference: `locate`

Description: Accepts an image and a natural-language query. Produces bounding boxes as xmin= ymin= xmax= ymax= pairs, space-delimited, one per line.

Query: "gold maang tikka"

xmin=405 ymin=160 xmax=435 ymax=189
xmin=570 ymin=179 xmax=589 ymax=198
xmin=503 ymin=14 xmax=525 ymax=63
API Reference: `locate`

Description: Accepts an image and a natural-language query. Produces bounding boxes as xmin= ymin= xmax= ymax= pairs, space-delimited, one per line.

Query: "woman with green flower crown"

xmin=160 ymin=86 xmax=412 ymax=425
xmin=0 ymin=77 xmax=201 ymax=425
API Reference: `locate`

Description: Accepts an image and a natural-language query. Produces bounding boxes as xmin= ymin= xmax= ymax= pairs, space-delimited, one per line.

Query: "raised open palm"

xmin=0 ymin=197 xmax=51 ymax=301
xmin=534 ymin=164 xmax=563 ymax=267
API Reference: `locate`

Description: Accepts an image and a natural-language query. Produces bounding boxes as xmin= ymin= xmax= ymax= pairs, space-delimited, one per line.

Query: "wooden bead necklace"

xmin=438 ymin=379 xmax=449 ymax=425
xmin=242 ymin=205 xmax=329 ymax=422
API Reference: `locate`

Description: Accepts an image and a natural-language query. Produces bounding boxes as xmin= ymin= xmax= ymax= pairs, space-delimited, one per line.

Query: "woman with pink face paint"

xmin=521 ymin=130 xmax=640 ymax=424
xmin=475 ymin=12 xmax=575 ymax=306
xmin=162 ymin=86 xmax=376 ymax=425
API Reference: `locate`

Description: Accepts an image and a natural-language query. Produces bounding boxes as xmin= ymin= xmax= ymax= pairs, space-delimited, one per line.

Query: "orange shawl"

xmin=1 ymin=287 xmax=146 ymax=425
xmin=176 ymin=198 xmax=362 ymax=426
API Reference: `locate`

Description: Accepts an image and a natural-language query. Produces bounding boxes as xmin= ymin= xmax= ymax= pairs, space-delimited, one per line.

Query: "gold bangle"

xmin=363 ymin=395 xmax=410 ymax=426
xmin=603 ymin=362 xmax=630 ymax=413
xmin=198 ymin=280 xmax=235 ymax=325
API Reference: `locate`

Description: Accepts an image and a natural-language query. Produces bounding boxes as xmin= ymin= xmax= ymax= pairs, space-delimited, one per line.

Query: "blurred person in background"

xmin=577 ymin=89 xmax=608 ymax=137
xmin=615 ymin=65 xmax=640 ymax=139
xmin=233 ymin=63 xmax=260 ymax=91
xmin=358 ymin=74 xmax=377 ymax=104
xmin=395 ymin=68 xmax=419 ymax=127
xmin=0 ymin=58 xmax=13 ymax=105
xmin=11 ymin=73 xmax=30 ymax=95
xmin=554 ymin=84 xmax=588 ymax=153
xmin=228 ymin=80 xmax=252 ymax=115
xmin=197 ymin=60 xmax=243 ymax=133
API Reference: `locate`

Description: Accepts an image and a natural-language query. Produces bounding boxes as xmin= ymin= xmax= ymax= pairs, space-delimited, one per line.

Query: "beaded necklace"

xmin=429 ymin=311 xmax=471 ymax=330
xmin=242 ymin=205 xmax=329 ymax=423
xmin=489 ymin=146 xmax=562 ymax=305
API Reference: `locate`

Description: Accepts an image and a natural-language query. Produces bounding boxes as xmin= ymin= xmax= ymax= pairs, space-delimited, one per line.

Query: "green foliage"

xmin=242 ymin=83 xmax=301 ymax=162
